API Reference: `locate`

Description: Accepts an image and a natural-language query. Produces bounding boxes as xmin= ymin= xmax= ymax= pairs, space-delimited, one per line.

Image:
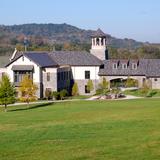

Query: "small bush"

xmin=45 ymin=89 xmax=52 ymax=100
xmin=60 ymin=89 xmax=68 ymax=100
xmin=72 ymin=82 xmax=79 ymax=96
xmin=52 ymin=91 xmax=60 ymax=100
xmin=125 ymin=78 xmax=138 ymax=87
xmin=146 ymin=90 xmax=157 ymax=97
xmin=95 ymin=89 xmax=104 ymax=95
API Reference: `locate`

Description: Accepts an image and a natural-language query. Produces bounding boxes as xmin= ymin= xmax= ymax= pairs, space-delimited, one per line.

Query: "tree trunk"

xmin=4 ymin=104 xmax=7 ymax=112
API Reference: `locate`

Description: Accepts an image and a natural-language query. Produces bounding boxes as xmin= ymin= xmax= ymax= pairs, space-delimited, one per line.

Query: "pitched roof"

xmin=24 ymin=52 xmax=58 ymax=67
xmin=6 ymin=51 xmax=102 ymax=67
xmin=91 ymin=28 xmax=106 ymax=37
xmin=49 ymin=51 xmax=102 ymax=66
xmin=99 ymin=59 xmax=160 ymax=77
xmin=5 ymin=53 xmax=23 ymax=67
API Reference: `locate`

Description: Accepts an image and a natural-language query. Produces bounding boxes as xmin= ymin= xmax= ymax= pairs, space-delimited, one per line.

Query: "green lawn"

xmin=0 ymin=99 xmax=160 ymax=160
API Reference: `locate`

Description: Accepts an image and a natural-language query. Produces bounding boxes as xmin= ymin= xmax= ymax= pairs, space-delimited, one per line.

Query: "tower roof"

xmin=92 ymin=28 xmax=106 ymax=37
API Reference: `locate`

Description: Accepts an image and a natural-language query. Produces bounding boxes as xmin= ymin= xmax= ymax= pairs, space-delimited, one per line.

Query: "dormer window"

xmin=113 ymin=63 xmax=117 ymax=69
xmin=122 ymin=63 xmax=128 ymax=69
xmin=132 ymin=63 xmax=137 ymax=70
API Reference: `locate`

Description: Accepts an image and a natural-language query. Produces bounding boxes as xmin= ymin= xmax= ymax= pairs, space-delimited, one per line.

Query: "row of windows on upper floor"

xmin=112 ymin=63 xmax=138 ymax=70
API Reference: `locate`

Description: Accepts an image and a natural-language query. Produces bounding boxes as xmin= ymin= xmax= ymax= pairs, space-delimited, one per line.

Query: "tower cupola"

xmin=90 ymin=28 xmax=108 ymax=60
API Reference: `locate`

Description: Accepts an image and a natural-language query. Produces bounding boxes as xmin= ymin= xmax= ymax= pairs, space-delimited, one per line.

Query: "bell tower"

xmin=90 ymin=28 xmax=108 ymax=60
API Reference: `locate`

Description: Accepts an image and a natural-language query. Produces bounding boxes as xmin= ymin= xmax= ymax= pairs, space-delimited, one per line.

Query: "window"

xmin=14 ymin=71 xmax=33 ymax=83
xmin=122 ymin=63 xmax=128 ymax=69
xmin=85 ymin=85 xmax=90 ymax=93
xmin=63 ymin=72 xmax=65 ymax=80
xmin=154 ymin=78 xmax=158 ymax=82
xmin=113 ymin=63 xmax=117 ymax=69
xmin=47 ymin=72 xmax=50 ymax=81
xmin=100 ymin=64 xmax=104 ymax=69
xmin=85 ymin=71 xmax=90 ymax=79
xmin=132 ymin=63 xmax=137 ymax=70
xmin=66 ymin=71 xmax=69 ymax=80
xmin=57 ymin=72 xmax=60 ymax=81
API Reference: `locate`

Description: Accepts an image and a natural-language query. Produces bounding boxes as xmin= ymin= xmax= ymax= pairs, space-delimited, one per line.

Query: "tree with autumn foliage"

xmin=19 ymin=75 xmax=38 ymax=107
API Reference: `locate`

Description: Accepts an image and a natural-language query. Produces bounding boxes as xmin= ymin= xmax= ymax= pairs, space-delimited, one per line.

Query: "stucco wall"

xmin=6 ymin=56 xmax=42 ymax=98
xmin=90 ymin=49 xmax=107 ymax=60
xmin=71 ymin=66 xmax=100 ymax=95
xmin=71 ymin=66 xmax=99 ymax=80
xmin=150 ymin=78 xmax=160 ymax=89
xmin=6 ymin=56 xmax=40 ymax=83
xmin=0 ymin=68 xmax=7 ymax=80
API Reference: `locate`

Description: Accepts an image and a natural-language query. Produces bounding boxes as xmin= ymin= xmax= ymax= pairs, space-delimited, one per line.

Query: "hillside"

xmin=0 ymin=23 xmax=143 ymax=53
xmin=1 ymin=23 xmax=160 ymax=67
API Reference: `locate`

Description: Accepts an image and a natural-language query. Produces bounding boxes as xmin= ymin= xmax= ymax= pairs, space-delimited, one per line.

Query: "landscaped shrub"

xmin=60 ymin=89 xmax=68 ymax=100
xmin=146 ymin=90 xmax=157 ymax=97
xmin=72 ymin=82 xmax=79 ymax=96
xmin=125 ymin=78 xmax=138 ymax=87
xmin=52 ymin=91 xmax=60 ymax=100
xmin=95 ymin=89 xmax=104 ymax=95
xmin=97 ymin=77 xmax=109 ymax=95
xmin=45 ymin=89 xmax=52 ymax=100
xmin=86 ymin=80 xmax=94 ymax=93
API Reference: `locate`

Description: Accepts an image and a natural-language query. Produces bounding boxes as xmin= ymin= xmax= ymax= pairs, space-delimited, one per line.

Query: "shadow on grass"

xmin=9 ymin=102 xmax=54 ymax=112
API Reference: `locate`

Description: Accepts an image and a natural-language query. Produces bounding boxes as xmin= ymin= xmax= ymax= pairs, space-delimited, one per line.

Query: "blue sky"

xmin=1 ymin=0 xmax=160 ymax=43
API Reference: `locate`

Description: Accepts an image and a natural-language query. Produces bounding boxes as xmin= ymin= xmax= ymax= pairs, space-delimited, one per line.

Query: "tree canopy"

xmin=19 ymin=75 xmax=38 ymax=107
xmin=0 ymin=75 xmax=16 ymax=112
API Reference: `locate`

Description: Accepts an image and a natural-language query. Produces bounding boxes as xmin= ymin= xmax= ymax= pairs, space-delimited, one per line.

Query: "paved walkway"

xmin=86 ymin=95 xmax=143 ymax=101
xmin=0 ymin=95 xmax=146 ymax=107
xmin=0 ymin=99 xmax=80 ymax=107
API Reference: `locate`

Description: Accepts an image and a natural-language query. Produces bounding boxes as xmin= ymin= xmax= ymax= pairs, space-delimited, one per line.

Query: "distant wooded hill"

xmin=1 ymin=23 xmax=160 ymax=68
xmin=0 ymin=23 xmax=143 ymax=54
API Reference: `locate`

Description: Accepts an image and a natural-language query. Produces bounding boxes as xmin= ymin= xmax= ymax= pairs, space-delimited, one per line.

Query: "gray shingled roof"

xmin=91 ymin=28 xmax=106 ymax=37
xmin=5 ymin=52 xmax=23 ymax=67
xmin=49 ymin=51 xmax=102 ymax=66
xmin=5 ymin=51 xmax=102 ymax=67
xmin=99 ymin=59 xmax=160 ymax=77
xmin=24 ymin=52 xmax=58 ymax=67
xmin=12 ymin=65 xmax=34 ymax=71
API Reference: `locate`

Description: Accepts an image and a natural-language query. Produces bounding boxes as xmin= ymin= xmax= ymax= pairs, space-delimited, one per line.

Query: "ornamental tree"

xmin=87 ymin=80 xmax=94 ymax=93
xmin=19 ymin=75 xmax=38 ymax=107
xmin=72 ymin=82 xmax=79 ymax=96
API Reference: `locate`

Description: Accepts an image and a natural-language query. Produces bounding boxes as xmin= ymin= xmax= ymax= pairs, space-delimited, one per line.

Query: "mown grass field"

xmin=0 ymin=99 xmax=160 ymax=160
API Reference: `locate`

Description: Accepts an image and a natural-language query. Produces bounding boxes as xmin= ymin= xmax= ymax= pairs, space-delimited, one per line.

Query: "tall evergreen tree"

xmin=0 ymin=75 xmax=16 ymax=112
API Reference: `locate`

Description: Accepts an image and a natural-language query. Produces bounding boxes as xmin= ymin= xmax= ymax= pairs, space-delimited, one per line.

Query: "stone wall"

xmin=42 ymin=69 xmax=57 ymax=98
xmin=75 ymin=79 xmax=99 ymax=95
